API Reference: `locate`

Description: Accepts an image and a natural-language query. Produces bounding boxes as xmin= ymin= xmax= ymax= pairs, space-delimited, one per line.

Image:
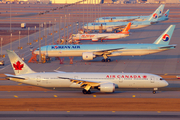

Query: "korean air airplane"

xmin=95 ymin=4 xmax=164 ymax=22
xmin=70 ymin=22 xmax=131 ymax=42
xmin=84 ymin=5 xmax=168 ymax=31
xmin=34 ymin=25 xmax=176 ymax=62
xmin=5 ymin=50 xmax=168 ymax=94
xmin=157 ymin=9 xmax=169 ymax=22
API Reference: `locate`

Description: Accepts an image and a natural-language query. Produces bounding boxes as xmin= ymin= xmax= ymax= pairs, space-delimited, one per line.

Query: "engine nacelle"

xmin=99 ymin=83 xmax=115 ymax=93
xmin=106 ymin=27 xmax=113 ymax=32
xmin=82 ymin=52 xmax=96 ymax=60
xmin=92 ymin=38 xmax=98 ymax=42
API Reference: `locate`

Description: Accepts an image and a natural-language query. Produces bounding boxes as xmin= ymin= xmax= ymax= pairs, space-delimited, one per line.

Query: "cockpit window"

xmin=160 ymin=78 xmax=165 ymax=80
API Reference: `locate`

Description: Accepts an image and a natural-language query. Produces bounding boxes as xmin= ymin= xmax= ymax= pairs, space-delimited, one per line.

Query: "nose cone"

xmin=164 ymin=80 xmax=169 ymax=86
xmin=162 ymin=80 xmax=169 ymax=87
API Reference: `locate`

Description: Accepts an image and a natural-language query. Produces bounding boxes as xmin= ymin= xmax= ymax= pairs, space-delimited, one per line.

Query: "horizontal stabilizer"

xmin=159 ymin=44 xmax=176 ymax=49
xmin=5 ymin=74 xmax=26 ymax=80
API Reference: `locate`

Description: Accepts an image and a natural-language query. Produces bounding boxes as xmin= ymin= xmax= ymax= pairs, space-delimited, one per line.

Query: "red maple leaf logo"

xmin=13 ymin=61 xmax=24 ymax=70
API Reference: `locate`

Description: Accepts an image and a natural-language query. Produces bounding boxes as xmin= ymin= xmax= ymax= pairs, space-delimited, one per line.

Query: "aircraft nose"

xmin=163 ymin=80 xmax=169 ymax=87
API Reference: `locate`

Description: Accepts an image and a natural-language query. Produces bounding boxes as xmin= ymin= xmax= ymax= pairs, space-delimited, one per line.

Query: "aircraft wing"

xmin=97 ymin=36 xmax=108 ymax=40
xmin=5 ymin=74 xmax=26 ymax=80
xmin=113 ymin=25 xmax=126 ymax=30
xmin=93 ymin=48 xmax=124 ymax=55
xmin=118 ymin=17 xmax=140 ymax=22
xmin=59 ymin=77 xmax=102 ymax=90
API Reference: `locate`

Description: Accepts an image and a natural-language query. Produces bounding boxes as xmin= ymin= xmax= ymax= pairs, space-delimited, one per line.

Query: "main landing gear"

xmin=82 ymin=89 xmax=91 ymax=94
xmin=101 ymin=58 xmax=111 ymax=62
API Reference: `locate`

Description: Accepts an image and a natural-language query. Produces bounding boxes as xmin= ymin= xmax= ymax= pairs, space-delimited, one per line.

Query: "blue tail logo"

xmin=162 ymin=34 xmax=170 ymax=42
xmin=165 ymin=13 xmax=168 ymax=17
xmin=153 ymin=13 xmax=158 ymax=19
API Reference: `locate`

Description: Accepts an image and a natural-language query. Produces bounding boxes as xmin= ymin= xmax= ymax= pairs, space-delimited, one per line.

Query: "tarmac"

xmin=0 ymin=3 xmax=180 ymax=119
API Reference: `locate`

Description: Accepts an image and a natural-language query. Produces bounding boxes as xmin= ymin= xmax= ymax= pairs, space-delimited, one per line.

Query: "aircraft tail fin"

xmin=6 ymin=50 xmax=36 ymax=75
xmin=153 ymin=25 xmax=175 ymax=45
xmin=147 ymin=4 xmax=165 ymax=22
xmin=118 ymin=22 xmax=131 ymax=34
xmin=158 ymin=4 xmax=165 ymax=16
xmin=162 ymin=9 xmax=169 ymax=19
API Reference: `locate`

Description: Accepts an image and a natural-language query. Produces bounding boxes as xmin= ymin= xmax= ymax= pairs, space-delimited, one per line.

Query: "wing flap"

xmin=58 ymin=77 xmax=100 ymax=87
xmin=93 ymin=48 xmax=124 ymax=55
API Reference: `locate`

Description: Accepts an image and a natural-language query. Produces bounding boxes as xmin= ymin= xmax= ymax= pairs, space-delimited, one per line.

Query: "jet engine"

xmin=106 ymin=27 xmax=113 ymax=32
xmin=98 ymin=83 xmax=115 ymax=93
xmin=82 ymin=52 xmax=96 ymax=60
xmin=92 ymin=38 xmax=98 ymax=42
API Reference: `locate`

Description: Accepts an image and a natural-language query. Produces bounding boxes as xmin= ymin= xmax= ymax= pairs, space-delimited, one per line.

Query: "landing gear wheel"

xmin=82 ymin=89 xmax=87 ymax=94
xmin=82 ymin=89 xmax=91 ymax=94
xmin=101 ymin=59 xmax=105 ymax=62
xmin=152 ymin=90 xmax=156 ymax=94
xmin=87 ymin=90 xmax=91 ymax=94
xmin=107 ymin=58 xmax=111 ymax=62
xmin=101 ymin=58 xmax=111 ymax=62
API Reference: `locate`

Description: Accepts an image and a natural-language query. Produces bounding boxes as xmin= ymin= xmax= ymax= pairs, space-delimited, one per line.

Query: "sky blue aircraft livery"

xmin=95 ymin=4 xmax=164 ymax=22
xmin=84 ymin=4 xmax=169 ymax=31
xmin=34 ymin=25 xmax=176 ymax=62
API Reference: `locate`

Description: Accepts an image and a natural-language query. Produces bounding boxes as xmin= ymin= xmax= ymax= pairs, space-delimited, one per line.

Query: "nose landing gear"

xmin=152 ymin=88 xmax=158 ymax=94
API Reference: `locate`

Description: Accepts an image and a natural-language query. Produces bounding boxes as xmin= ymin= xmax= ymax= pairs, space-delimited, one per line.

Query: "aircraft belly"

xmin=109 ymin=49 xmax=163 ymax=56
xmin=118 ymin=80 xmax=159 ymax=88
xmin=47 ymin=51 xmax=83 ymax=57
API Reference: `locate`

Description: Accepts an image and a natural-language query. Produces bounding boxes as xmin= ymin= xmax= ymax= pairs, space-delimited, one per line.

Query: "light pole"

xmin=64 ymin=15 xmax=66 ymax=44
xmin=44 ymin=22 xmax=47 ymax=46
xmin=39 ymin=17 xmax=41 ymax=63
xmin=34 ymin=26 xmax=36 ymax=42
xmin=10 ymin=3 xmax=11 ymax=33
xmin=18 ymin=31 xmax=21 ymax=49
xmin=10 ymin=33 xmax=12 ymax=50
xmin=83 ymin=0 xmax=84 ymax=32
xmin=28 ymin=27 xmax=30 ymax=45
xmin=1 ymin=38 xmax=2 ymax=57
xmin=59 ymin=16 xmax=62 ymax=44
xmin=49 ymin=21 xmax=51 ymax=35
xmin=87 ymin=0 xmax=88 ymax=31
xmin=67 ymin=13 xmax=70 ymax=43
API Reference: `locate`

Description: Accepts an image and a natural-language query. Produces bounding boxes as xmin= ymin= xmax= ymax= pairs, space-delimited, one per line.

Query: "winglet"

xmin=118 ymin=22 xmax=131 ymax=34
xmin=6 ymin=50 xmax=35 ymax=75
xmin=153 ymin=25 xmax=175 ymax=45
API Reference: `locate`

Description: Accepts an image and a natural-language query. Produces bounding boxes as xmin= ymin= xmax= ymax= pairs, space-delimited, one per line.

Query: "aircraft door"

xmin=36 ymin=76 xmax=41 ymax=82
xmin=150 ymin=76 xmax=155 ymax=83
xmin=119 ymin=78 xmax=123 ymax=83
xmin=36 ymin=76 xmax=41 ymax=85
xmin=74 ymin=76 xmax=78 ymax=79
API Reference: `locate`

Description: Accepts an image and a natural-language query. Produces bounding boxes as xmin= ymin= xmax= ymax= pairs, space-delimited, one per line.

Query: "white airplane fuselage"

xmin=72 ymin=33 xmax=129 ymax=41
xmin=10 ymin=72 xmax=168 ymax=89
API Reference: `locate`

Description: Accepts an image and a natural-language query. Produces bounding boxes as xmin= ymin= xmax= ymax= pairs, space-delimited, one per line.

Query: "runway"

xmin=0 ymin=91 xmax=180 ymax=98
xmin=0 ymin=4 xmax=180 ymax=118
xmin=0 ymin=111 xmax=180 ymax=120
